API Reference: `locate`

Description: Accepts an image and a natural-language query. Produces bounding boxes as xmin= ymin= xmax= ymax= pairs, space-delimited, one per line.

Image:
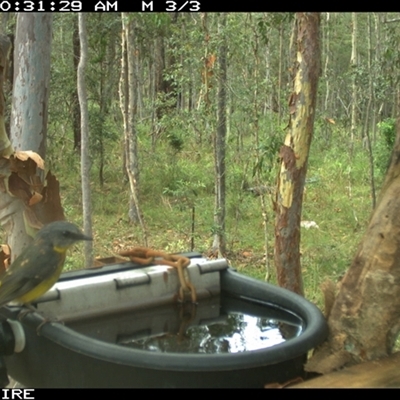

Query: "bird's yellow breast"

xmin=16 ymin=250 xmax=66 ymax=304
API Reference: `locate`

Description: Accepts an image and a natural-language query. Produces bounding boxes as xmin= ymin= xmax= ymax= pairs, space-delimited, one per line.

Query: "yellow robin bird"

xmin=0 ymin=221 xmax=92 ymax=308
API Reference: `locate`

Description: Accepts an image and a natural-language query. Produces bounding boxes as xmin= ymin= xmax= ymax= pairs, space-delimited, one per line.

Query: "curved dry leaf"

xmin=29 ymin=171 xmax=65 ymax=225
xmin=8 ymin=151 xmax=45 ymax=170
xmin=8 ymin=172 xmax=32 ymax=202
xmin=1 ymin=244 xmax=10 ymax=256
xmin=0 ymin=243 xmax=10 ymax=273
xmin=28 ymin=191 xmax=43 ymax=206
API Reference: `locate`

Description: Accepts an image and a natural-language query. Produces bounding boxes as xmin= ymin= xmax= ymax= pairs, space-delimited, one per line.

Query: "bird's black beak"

xmin=81 ymin=234 xmax=93 ymax=241
xmin=73 ymin=232 xmax=93 ymax=241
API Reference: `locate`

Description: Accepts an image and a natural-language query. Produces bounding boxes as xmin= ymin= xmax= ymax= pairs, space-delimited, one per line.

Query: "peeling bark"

xmin=307 ymin=91 xmax=400 ymax=374
xmin=274 ymin=13 xmax=321 ymax=296
xmin=1 ymin=15 xmax=55 ymax=262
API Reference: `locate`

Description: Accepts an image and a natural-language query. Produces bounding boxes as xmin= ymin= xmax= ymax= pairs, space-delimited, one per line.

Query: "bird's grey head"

xmin=36 ymin=221 xmax=92 ymax=249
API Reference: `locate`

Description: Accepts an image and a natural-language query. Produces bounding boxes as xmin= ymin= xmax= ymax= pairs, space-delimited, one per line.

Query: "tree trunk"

xmin=0 ymin=16 xmax=63 ymax=267
xmin=277 ymin=22 xmax=284 ymax=126
xmin=251 ymin=17 xmax=271 ymax=281
xmin=307 ymin=91 xmax=400 ymax=375
xmin=323 ymin=12 xmax=331 ymax=143
xmin=274 ymin=13 xmax=321 ymax=296
xmin=0 ymin=34 xmax=11 ymax=155
xmin=212 ymin=13 xmax=227 ymax=257
xmin=72 ymin=17 xmax=81 ymax=151
xmin=11 ymin=13 xmax=52 ymax=158
xmin=350 ymin=12 xmax=358 ymax=144
xmin=364 ymin=13 xmax=376 ymax=209
xmin=77 ymin=14 xmax=93 ymax=268
xmin=7 ymin=14 xmax=53 ymax=261
xmin=119 ymin=13 xmax=147 ymax=243
xmin=98 ymin=23 xmax=116 ymax=188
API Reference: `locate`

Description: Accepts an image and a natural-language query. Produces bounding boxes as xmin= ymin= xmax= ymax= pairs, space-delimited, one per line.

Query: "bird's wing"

xmin=0 ymin=240 xmax=62 ymax=307
xmin=0 ymin=271 xmax=37 ymax=306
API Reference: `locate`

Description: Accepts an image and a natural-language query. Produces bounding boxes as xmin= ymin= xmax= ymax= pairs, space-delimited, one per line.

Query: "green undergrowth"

xmin=4 ymin=123 xmax=385 ymax=312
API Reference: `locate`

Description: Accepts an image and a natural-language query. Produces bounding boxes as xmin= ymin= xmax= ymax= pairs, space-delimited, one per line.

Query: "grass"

xmin=9 ymin=123 xmax=383 ymax=312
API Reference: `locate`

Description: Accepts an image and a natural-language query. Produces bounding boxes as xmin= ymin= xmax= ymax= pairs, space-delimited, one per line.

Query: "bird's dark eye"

xmin=63 ymin=230 xmax=72 ymax=237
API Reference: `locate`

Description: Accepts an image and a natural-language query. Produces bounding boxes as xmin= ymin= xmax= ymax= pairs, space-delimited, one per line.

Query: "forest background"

xmin=1 ymin=12 xmax=397 ymax=311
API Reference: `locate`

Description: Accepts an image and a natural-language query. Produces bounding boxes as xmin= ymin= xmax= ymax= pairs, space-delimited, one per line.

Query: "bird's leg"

xmin=17 ymin=304 xmax=64 ymax=335
xmin=35 ymin=317 xmax=63 ymax=336
xmin=17 ymin=304 xmax=38 ymax=321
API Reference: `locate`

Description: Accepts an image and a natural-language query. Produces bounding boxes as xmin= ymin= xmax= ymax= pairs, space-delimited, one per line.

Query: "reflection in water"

xmin=69 ymin=294 xmax=303 ymax=354
xmin=119 ymin=312 xmax=301 ymax=354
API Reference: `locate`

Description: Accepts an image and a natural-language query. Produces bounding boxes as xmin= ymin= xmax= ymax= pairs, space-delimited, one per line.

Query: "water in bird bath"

xmin=68 ymin=294 xmax=304 ymax=354
xmin=120 ymin=310 xmax=302 ymax=354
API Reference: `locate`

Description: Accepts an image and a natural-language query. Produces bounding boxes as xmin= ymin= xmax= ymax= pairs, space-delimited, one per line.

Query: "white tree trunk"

xmin=6 ymin=14 xmax=52 ymax=261
xmin=77 ymin=13 xmax=93 ymax=267
xmin=11 ymin=13 xmax=52 ymax=158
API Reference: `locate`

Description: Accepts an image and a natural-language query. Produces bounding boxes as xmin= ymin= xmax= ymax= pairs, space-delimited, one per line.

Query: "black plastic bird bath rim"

xmin=11 ymin=268 xmax=327 ymax=369
xmin=3 ymin=264 xmax=328 ymax=387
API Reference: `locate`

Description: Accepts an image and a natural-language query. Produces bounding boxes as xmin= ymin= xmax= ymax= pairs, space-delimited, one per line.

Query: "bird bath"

xmin=0 ymin=254 xmax=328 ymax=388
